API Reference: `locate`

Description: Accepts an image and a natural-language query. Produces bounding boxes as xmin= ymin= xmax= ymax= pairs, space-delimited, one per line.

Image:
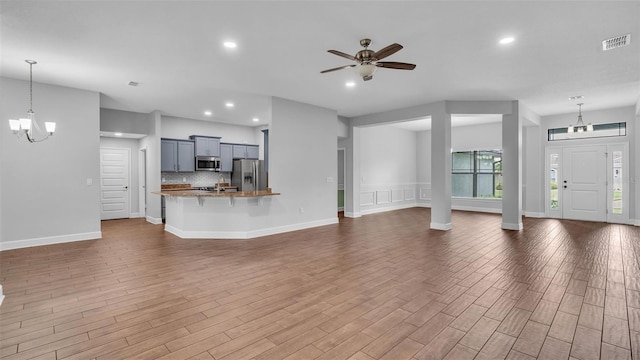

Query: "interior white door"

xmin=100 ymin=148 xmax=130 ymax=220
xmin=561 ymin=145 xmax=606 ymax=222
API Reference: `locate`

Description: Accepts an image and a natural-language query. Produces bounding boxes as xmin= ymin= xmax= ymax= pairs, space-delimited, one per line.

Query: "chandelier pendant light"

xmin=8 ymin=60 xmax=56 ymax=143
xmin=567 ymin=103 xmax=593 ymax=133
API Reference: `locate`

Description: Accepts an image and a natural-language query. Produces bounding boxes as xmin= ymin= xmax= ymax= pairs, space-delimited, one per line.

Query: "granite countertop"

xmin=153 ymin=189 xmax=280 ymax=198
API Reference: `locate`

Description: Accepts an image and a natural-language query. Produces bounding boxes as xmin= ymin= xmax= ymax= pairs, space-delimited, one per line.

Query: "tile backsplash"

xmin=161 ymin=172 xmax=231 ymax=187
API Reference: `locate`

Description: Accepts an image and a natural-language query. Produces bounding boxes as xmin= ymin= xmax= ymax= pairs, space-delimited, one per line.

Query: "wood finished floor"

xmin=1 ymin=208 xmax=639 ymax=360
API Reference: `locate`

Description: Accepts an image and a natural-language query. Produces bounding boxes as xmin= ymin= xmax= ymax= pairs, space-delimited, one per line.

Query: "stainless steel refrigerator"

xmin=231 ymin=160 xmax=267 ymax=191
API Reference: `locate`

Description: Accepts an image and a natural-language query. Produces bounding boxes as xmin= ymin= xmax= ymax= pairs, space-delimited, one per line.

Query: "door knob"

xmin=123 ymin=186 xmax=129 ymax=190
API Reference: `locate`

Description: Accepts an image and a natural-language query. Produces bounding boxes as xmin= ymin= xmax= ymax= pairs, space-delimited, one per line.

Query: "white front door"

xmin=562 ymin=145 xmax=606 ymax=222
xmin=100 ymin=148 xmax=130 ymax=220
xmin=546 ymin=143 xmax=628 ymax=224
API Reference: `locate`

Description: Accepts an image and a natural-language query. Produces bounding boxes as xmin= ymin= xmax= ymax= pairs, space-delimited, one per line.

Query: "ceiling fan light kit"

xmin=321 ymin=38 xmax=416 ymax=81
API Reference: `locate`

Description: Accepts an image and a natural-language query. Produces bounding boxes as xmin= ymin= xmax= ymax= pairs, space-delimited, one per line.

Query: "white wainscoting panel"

xmin=391 ymin=189 xmax=404 ymax=203
xmin=404 ymin=188 xmax=415 ymax=201
xmin=360 ymin=191 xmax=375 ymax=206
xmin=376 ymin=190 xmax=390 ymax=204
xmin=420 ymin=187 xmax=431 ymax=200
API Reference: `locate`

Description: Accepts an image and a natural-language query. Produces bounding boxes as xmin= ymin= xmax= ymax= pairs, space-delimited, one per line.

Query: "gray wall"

xmin=100 ymin=108 xmax=150 ymax=135
xmin=269 ymin=97 xmax=338 ymax=226
xmin=0 ymin=78 xmax=101 ymax=249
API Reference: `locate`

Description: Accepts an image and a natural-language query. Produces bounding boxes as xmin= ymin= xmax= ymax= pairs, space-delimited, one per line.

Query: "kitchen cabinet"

xmin=161 ymin=139 xmax=195 ymax=172
xmin=190 ymin=136 xmax=221 ymax=157
xmin=220 ymin=143 xmax=233 ymax=172
xmin=232 ymin=144 xmax=259 ymax=159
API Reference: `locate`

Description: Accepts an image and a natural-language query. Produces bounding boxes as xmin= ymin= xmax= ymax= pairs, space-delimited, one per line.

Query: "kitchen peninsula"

xmin=154 ymin=188 xmax=280 ymax=239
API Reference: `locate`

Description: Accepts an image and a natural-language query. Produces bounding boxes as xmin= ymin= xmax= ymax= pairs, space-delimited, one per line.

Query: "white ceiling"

xmin=1 ymin=1 xmax=638 ymax=128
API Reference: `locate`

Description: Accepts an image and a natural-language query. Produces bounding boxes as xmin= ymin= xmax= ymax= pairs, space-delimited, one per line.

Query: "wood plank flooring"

xmin=1 ymin=208 xmax=639 ymax=360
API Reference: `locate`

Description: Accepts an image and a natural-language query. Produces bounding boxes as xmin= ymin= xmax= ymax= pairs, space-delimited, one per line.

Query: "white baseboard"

xmin=524 ymin=211 xmax=546 ymax=218
xmin=634 ymin=219 xmax=640 ymax=226
xmin=502 ymin=222 xmax=523 ymax=230
xmin=165 ymin=218 xmax=340 ymax=240
xmin=361 ymin=202 xmax=417 ymax=216
xmin=130 ymin=212 xmax=141 ymax=218
xmin=0 ymin=231 xmax=102 ymax=251
xmin=344 ymin=212 xmax=361 ymax=218
xmin=430 ymin=222 xmax=452 ymax=230
xmin=0 ymin=284 xmax=4 ymax=306
xmin=452 ymin=205 xmax=502 ymax=214
xmin=146 ymin=216 xmax=163 ymax=225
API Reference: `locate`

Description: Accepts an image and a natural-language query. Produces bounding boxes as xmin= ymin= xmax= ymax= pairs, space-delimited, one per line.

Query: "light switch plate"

xmin=87 ymin=178 xmax=93 ymax=186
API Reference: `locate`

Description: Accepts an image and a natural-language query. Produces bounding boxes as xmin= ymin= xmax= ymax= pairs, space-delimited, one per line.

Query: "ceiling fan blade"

xmin=376 ymin=61 xmax=416 ymax=70
xmin=373 ymin=43 xmax=403 ymax=60
xmin=327 ymin=50 xmax=356 ymax=61
xmin=320 ymin=64 xmax=356 ymax=74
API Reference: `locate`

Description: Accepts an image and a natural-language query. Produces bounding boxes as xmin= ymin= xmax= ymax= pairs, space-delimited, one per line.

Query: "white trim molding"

xmin=146 ymin=216 xmax=163 ymax=225
xmin=524 ymin=211 xmax=546 ymax=218
xmin=0 ymin=231 xmax=102 ymax=251
xmin=502 ymin=222 xmax=524 ymax=231
xmin=0 ymin=284 xmax=4 ymax=306
xmin=430 ymin=222 xmax=452 ymax=230
xmin=361 ymin=203 xmax=417 ymax=216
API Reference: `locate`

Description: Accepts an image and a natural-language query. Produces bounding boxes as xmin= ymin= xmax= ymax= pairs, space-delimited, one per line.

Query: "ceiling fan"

xmin=321 ymin=38 xmax=416 ymax=81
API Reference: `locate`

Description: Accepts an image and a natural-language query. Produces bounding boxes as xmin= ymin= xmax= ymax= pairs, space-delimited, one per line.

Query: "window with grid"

xmin=452 ymin=150 xmax=502 ymax=198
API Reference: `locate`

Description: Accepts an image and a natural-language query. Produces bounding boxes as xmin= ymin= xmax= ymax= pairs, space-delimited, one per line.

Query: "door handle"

xmin=123 ymin=186 xmax=129 ymax=190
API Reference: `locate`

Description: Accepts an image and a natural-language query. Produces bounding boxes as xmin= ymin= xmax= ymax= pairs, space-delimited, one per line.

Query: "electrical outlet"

xmin=326 ymin=177 xmax=333 ymax=183
xmin=299 ymin=207 xmax=304 ymax=214
xmin=86 ymin=178 xmax=93 ymax=186
xmin=182 ymin=177 xmax=187 ymax=182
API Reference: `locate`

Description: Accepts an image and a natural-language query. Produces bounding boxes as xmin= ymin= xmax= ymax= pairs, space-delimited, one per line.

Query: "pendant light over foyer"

xmin=8 ymin=60 xmax=56 ymax=143
xmin=567 ymin=103 xmax=593 ymax=133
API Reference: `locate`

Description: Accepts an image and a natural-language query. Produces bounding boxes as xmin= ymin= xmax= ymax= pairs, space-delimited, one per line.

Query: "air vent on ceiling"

xmin=602 ymin=34 xmax=631 ymax=51
xmin=128 ymin=81 xmax=141 ymax=87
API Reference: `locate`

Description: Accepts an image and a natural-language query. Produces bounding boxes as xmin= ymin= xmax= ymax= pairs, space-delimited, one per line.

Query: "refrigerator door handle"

xmin=254 ymin=161 xmax=258 ymax=191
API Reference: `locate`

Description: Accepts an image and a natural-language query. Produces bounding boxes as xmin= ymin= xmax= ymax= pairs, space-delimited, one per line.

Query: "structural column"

xmin=430 ymin=104 xmax=452 ymax=230
xmin=502 ymin=101 xmax=523 ymax=230
xmin=345 ymin=126 xmax=361 ymax=218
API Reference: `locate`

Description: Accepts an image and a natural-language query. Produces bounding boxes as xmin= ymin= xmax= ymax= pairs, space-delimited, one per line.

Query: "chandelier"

xmin=567 ymin=103 xmax=593 ymax=133
xmin=8 ymin=60 xmax=56 ymax=142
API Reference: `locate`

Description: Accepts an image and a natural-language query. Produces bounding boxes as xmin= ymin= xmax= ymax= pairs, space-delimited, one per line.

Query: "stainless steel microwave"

xmin=195 ymin=156 xmax=220 ymax=171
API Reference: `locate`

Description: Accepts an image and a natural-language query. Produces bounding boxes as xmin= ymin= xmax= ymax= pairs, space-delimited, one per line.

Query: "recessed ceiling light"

xmin=225 ymin=102 xmax=234 ymax=108
xmin=204 ymin=111 xmax=212 ymax=116
xmin=114 ymin=132 xmax=123 ymax=137
xmin=499 ymin=37 xmax=515 ymax=45
xmin=223 ymin=41 xmax=237 ymax=49
xmin=252 ymin=118 xmax=259 ymax=122
xmin=569 ymin=95 xmax=584 ymax=100
xmin=345 ymin=81 xmax=356 ymax=87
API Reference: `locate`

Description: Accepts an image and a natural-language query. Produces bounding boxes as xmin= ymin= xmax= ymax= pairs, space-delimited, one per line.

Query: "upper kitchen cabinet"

xmin=220 ymin=143 xmax=233 ymax=172
xmin=161 ymin=138 xmax=195 ymax=172
xmin=232 ymin=144 xmax=259 ymax=159
xmin=190 ymin=135 xmax=221 ymax=157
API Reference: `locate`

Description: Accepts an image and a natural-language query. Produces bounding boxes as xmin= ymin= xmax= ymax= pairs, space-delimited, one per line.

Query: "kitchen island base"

xmin=161 ymin=194 xmax=338 ymax=239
